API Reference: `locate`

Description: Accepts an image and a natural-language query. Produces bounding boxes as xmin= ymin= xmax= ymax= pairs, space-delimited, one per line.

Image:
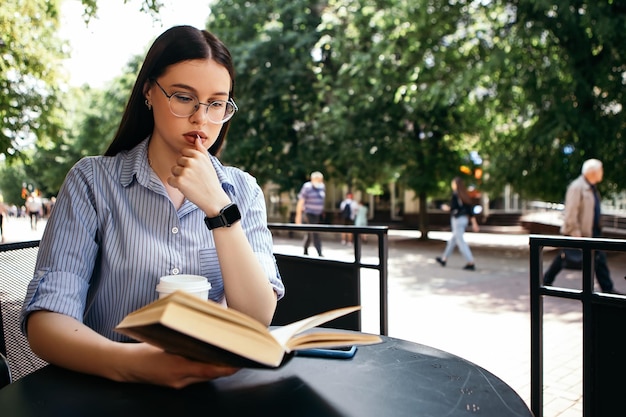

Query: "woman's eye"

xmin=210 ymin=101 xmax=226 ymax=108
xmin=173 ymin=94 xmax=195 ymax=104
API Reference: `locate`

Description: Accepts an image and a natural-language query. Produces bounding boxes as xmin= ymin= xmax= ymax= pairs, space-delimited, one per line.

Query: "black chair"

xmin=0 ymin=353 xmax=10 ymax=389
xmin=0 ymin=240 xmax=48 ymax=385
xmin=269 ymin=224 xmax=389 ymax=335
xmin=272 ymin=254 xmax=362 ymax=331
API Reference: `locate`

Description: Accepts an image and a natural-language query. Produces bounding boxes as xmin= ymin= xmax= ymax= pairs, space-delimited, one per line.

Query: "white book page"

xmin=270 ymin=306 xmax=360 ymax=347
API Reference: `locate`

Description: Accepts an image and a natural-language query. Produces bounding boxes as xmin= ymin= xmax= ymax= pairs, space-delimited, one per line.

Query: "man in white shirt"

xmin=25 ymin=193 xmax=43 ymax=230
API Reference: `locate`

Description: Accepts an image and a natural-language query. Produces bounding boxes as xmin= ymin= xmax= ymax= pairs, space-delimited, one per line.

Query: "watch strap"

xmin=204 ymin=203 xmax=241 ymax=230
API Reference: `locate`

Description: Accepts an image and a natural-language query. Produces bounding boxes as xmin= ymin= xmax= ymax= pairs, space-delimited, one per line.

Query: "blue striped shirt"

xmin=21 ymin=138 xmax=284 ymax=341
xmin=298 ymin=182 xmax=326 ymax=215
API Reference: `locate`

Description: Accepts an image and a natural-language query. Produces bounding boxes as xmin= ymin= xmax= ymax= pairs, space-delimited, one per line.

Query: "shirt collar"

xmin=119 ymin=137 xmax=236 ymax=197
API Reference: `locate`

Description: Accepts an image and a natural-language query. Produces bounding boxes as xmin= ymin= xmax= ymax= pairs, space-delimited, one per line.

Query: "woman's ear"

xmin=143 ymin=81 xmax=154 ymax=110
xmin=143 ymin=80 xmax=152 ymax=102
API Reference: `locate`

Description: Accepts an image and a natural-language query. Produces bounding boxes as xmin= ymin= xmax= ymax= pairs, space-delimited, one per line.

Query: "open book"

xmin=115 ymin=290 xmax=382 ymax=368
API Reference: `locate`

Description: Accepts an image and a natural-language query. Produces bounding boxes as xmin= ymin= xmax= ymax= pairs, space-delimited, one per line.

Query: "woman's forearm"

xmin=26 ymin=311 xmax=129 ymax=381
xmin=27 ymin=310 xmax=240 ymax=387
xmin=213 ymin=223 xmax=277 ymax=325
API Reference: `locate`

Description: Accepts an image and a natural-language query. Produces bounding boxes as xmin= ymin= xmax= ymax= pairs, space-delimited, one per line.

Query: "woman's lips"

xmin=184 ymin=133 xmax=205 ymax=144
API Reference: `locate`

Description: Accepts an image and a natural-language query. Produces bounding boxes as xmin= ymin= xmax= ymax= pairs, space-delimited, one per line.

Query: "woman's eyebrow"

xmin=170 ymin=83 xmax=229 ymax=97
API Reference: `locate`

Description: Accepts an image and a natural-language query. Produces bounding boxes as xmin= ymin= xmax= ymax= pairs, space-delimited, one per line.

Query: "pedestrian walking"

xmin=543 ymin=159 xmax=622 ymax=294
xmin=339 ymin=193 xmax=358 ymax=245
xmin=436 ymin=177 xmax=479 ymax=270
xmin=354 ymin=199 xmax=369 ymax=243
xmin=25 ymin=192 xmax=43 ymax=230
xmin=0 ymin=202 xmax=6 ymax=242
xmin=295 ymin=171 xmax=325 ymax=256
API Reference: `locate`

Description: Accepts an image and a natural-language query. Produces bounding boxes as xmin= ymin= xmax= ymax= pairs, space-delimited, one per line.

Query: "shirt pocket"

xmin=198 ymin=248 xmax=224 ymax=303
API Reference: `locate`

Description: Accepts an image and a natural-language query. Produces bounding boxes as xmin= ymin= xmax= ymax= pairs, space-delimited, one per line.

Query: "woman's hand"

xmin=116 ymin=342 xmax=239 ymax=389
xmin=471 ymin=217 xmax=480 ymax=233
xmin=28 ymin=312 xmax=238 ymax=389
xmin=167 ymin=138 xmax=231 ymax=216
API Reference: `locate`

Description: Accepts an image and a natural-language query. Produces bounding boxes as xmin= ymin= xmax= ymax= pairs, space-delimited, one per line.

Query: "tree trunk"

xmin=418 ymin=191 xmax=429 ymax=240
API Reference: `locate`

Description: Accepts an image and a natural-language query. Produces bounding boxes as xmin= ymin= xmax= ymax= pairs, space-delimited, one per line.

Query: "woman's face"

xmin=145 ymin=58 xmax=232 ymax=156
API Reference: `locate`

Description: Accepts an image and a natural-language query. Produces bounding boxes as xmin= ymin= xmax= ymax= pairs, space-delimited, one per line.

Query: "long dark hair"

xmin=453 ymin=177 xmax=473 ymax=205
xmin=105 ymin=25 xmax=235 ymax=156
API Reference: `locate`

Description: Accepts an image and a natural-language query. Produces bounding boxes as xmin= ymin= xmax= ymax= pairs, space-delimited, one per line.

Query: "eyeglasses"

xmin=153 ymin=79 xmax=238 ymax=124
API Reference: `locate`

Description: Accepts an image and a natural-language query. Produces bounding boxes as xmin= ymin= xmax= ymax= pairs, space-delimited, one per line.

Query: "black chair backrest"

xmin=271 ymin=254 xmax=361 ymax=331
xmin=0 ymin=240 xmax=48 ymax=381
xmin=0 ymin=352 xmax=10 ymax=388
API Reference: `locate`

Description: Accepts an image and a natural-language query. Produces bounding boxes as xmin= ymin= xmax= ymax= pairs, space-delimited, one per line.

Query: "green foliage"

xmin=484 ymin=0 xmax=626 ymax=201
xmin=209 ymin=0 xmax=324 ymax=191
xmin=28 ymin=57 xmax=139 ymax=196
xmin=0 ymin=0 xmax=67 ymax=160
xmin=77 ymin=0 xmax=163 ymax=23
xmin=0 ymin=164 xmax=31 ymax=205
xmin=209 ymin=0 xmax=493 ymax=204
xmin=3 ymin=0 xmax=626 ymax=210
xmin=314 ymin=0 xmax=492 ymax=199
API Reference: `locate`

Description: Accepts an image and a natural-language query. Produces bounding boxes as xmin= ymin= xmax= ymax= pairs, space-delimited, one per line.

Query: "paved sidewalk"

xmin=6 ymin=218 xmax=626 ymax=416
xmin=1 ymin=216 xmax=48 ymax=244
xmin=273 ymin=229 xmax=626 ymax=417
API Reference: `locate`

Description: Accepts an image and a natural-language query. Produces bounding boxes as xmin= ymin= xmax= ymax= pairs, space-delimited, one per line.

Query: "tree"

xmin=208 ymin=0 xmax=325 ymax=191
xmin=0 ymin=0 xmax=67 ymax=160
xmin=0 ymin=164 xmax=33 ymax=206
xmin=0 ymin=0 xmax=164 ymax=161
xmin=28 ymin=56 xmax=140 ymax=196
xmin=484 ymin=0 xmax=626 ymax=201
xmin=313 ymin=0 xmax=494 ymax=236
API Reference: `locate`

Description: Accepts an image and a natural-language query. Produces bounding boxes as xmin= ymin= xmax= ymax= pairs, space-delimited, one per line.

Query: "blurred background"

xmin=2 ymin=0 xmax=626 ymax=239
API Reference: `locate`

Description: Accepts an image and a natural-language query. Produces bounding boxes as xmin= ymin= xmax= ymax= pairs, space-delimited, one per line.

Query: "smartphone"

xmin=295 ymin=345 xmax=357 ymax=359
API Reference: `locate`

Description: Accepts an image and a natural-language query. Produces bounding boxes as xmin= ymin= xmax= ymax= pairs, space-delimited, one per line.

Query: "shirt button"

xmin=172 ymin=227 xmax=179 ymax=234
xmin=171 ymin=268 xmax=180 ymax=275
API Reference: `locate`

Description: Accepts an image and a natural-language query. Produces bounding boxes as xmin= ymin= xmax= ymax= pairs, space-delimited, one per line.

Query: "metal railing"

xmin=529 ymin=234 xmax=626 ymax=417
xmin=268 ymin=223 xmax=389 ymax=335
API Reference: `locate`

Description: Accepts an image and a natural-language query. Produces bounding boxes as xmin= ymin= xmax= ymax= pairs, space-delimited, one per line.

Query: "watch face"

xmin=222 ymin=203 xmax=241 ymax=226
xmin=205 ymin=203 xmax=241 ymax=230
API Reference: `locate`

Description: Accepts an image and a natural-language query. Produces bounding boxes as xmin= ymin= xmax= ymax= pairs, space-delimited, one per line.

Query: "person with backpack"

xmin=295 ymin=171 xmax=326 ymax=256
xmin=436 ymin=177 xmax=479 ymax=270
xmin=339 ymin=193 xmax=358 ymax=245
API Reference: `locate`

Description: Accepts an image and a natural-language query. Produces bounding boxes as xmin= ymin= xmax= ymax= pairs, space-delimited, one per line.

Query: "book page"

xmin=270 ymin=305 xmax=361 ymax=347
xmin=285 ymin=331 xmax=381 ymax=351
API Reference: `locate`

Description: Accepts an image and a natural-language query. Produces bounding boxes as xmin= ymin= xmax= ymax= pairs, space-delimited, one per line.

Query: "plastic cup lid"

xmin=156 ymin=274 xmax=211 ymax=293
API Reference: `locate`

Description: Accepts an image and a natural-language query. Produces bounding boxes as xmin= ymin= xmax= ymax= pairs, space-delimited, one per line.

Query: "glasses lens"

xmin=207 ymin=101 xmax=236 ymax=123
xmin=169 ymin=93 xmax=199 ymax=117
xmin=168 ymin=93 xmax=237 ymax=123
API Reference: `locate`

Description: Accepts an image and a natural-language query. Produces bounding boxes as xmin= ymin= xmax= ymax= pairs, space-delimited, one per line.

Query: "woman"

xmin=21 ymin=26 xmax=284 ymax=388
xmin=354 ymin=199 xmax=369 ymax=242
xmin=436 ymin=177 xmax=479 ymax=270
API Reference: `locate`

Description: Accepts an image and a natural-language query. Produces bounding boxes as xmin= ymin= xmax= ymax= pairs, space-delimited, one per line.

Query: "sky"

xmin=59 ymin=0 xmax=211 ymax=88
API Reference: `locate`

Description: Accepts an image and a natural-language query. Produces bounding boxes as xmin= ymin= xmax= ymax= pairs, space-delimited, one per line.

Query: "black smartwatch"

xmin=204 ymin=203 xmax=241 ymax=230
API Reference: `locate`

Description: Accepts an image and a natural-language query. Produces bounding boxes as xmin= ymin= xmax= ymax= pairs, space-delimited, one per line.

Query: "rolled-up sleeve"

xmin=21 ymin=159 xmax=100 ymax=334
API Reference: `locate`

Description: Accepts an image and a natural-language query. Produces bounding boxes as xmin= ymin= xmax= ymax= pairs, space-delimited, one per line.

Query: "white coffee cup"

xmin=156 ymin=274 xmax=211 ymax=300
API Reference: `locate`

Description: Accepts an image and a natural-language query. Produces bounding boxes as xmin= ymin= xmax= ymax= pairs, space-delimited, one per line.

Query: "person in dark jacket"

xmin=436 ymin=177 xmax=479 ymax=270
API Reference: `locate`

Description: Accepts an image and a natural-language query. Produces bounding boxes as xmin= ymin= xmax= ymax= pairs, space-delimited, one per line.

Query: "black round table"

xmin=0 ymin=336 xmax=532 ymax=417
